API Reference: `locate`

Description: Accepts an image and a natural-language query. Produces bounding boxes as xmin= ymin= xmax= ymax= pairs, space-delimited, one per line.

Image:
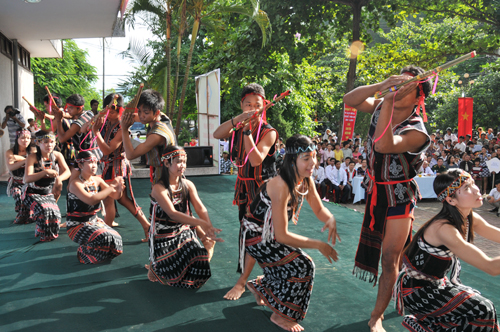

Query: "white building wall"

xmin=0 ymin=53 xmax=34 ymax=176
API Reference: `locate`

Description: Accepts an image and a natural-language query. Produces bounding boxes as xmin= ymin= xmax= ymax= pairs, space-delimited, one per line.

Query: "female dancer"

xmin=6 ymin=129 xmax=33 ymax=224
xmin=147 ymin=145 xmax=223 ymax=288
xmin=242 ymin=134 xmax=340 ymax=332
xmin=394 ymin=169 xmax=500 ymax=332
xmin=93 ymin=93 xmax=150 ymax=240
xmin=24 ymin=130 xmax=70 ymax=241
xmin=66 ymin=151 xmax=125 ymax=264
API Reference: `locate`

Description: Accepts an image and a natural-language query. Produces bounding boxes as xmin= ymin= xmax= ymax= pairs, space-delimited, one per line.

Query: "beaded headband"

xmin=161 ymin=149 xmax=187 ymax=162
xmin=285 ymin=143 xmax=317 ymax=155
xmin=35 ymin=133 xmax=56 ymax=142
xmin=437 ymin=170 xmax=472 ymax=202
xmin=16 ymin=129 xmax=31 ymax=138
xmin=76 ymin=156 xmax=98 ymax=164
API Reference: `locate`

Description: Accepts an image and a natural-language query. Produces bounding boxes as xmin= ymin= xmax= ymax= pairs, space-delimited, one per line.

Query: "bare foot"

xmin=144 ymin=264 xmax=158 ymax=283
xmin=368 ymin=316 xmax=386 ymax=332
xmin=223 ymin=282 xmax=246 ymax=300
xmin=270 ymin=312 xmax=304 ymax=332
xmin=202 ymin=237 xmax=216 ymax=262
xmin=246 ymin=282 xmax=265 ymax=306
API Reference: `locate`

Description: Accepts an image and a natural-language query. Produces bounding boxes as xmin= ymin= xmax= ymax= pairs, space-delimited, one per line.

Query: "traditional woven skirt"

xmin=67 ymin=218 xmax=123 ymax=264
xmin=9 ymin=180 xmax=30 ymax=224
xmin=149 ymin=224 xmax=210 ymax=289
xmin=399 ymin=277 xmax=500 ymax=332
xmin=246 ymin=236 xmax=315 ymax=322
xmin=24 ymin=188 xmax=60 ymax=241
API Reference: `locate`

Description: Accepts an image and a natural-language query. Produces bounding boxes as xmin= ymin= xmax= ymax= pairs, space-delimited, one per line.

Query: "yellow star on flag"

xmin=462 ymin=112 xmax=469 ymax=121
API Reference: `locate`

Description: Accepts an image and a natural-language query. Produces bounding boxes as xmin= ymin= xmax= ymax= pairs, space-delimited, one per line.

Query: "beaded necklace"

xmin=79 ymin=174 xmax=97 ymax=195
xmin=292 ymin=180 xmax=308 ymax=225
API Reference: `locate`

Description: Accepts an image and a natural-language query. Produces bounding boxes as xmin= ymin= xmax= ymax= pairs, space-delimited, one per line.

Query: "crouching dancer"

xmin=24 ymin=130 xmax=70 ymax=241
xmin=147 ymin=145 xmax=223 ymax=288
xmin=242 ymin=135 xmax=340 ymax=332
xmin=394 ymin=170 xmax=500 ymax=332
xmin=66 ymin=151 xmax=125 ymax=264
xmin=6 ymin=129 xmax=33 ymax=224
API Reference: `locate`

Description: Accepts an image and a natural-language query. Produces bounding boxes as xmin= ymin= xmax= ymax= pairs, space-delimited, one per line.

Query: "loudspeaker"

xmin=184 ymin=146 xmax=213 ymax=168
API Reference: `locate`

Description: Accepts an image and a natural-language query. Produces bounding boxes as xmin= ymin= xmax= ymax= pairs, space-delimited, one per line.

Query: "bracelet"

xmin=231 ymin=117 xmax=235 ymax=128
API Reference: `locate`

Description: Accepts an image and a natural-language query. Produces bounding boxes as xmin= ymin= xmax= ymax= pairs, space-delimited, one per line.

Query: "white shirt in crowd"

xmin=419 ymin=166 xmax=433 ymax=175
xmin=444 ymin=133 xmax=457 ymax=142
xmin=313 ymin=166 xmax=325 ymax=184
xmin=346 ymin=168 xmax=356 ymax=182
xmin=454 ymin=142 xmax=466 ymax=153
xmin=327 ymin=166 xmax=347 ymax=186
xmin=488 ymin=188 xmax=500 ymax=201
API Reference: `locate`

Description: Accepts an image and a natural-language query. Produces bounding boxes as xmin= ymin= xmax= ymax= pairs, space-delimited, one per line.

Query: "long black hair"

xmin=34 ymin=130 xmax=55 ymax=161
xmin=12 ymin=128 xmax=30 ymax=155
xmin=405 ymin=170 xmax=474 ymax=255
xmin=279 ymin=134 xmax=313 ymax=210
xmin=158 ymin=145 xmax=189 ymax=201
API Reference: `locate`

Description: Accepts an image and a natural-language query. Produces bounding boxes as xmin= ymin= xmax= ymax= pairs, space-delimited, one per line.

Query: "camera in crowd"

xmin=5 ymin=106 xmax=20 ymax=117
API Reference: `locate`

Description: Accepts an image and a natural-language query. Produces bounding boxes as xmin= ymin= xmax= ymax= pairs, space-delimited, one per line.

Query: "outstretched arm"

xmin=305 ymin=177 xmax=340 ymax=245
xmin=185 ymin=180 xmax=223 ymax=242
xmin=437 ymin=221 xmax=500 ymax=276
xmin=269 ymin=177 xmax=338 ymax=263
xmin=151 ymin=183 xmax=214 ymax=230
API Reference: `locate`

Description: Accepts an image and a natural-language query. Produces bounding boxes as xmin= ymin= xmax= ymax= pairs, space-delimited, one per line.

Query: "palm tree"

xmin=125 ymin=0 xmax=271 ymax=136
xmin=175 ymin=0 xmax=271 ymax=135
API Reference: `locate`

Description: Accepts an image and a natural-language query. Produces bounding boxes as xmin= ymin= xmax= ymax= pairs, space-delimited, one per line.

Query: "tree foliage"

xmin=31 ymin=40 xmax=100 ymax=109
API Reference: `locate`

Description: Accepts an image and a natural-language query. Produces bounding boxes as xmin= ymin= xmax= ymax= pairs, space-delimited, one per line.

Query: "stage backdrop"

xmin=195 ymin=69 xmax=221 ymax=175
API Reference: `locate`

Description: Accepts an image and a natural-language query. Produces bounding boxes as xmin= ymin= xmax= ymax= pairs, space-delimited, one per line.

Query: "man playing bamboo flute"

xmin=343 ymin=65 xmax=431 ymax=332
xmin=213 ymin=83 xmax=278 ymax=301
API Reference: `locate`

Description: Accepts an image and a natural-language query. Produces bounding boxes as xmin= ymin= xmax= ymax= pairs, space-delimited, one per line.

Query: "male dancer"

xmin=213 ymin=83 xmax=278 ymax=300
xmin=343 ymin=66 xmax=431 ymax=332
xmin=120 ymin=89 xmax=176 ymax=185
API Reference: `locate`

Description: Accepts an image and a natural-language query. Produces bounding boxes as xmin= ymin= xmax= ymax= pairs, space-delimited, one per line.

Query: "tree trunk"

xmin=340 ymin=0 xmax=362 ymax=137
xmin=165 ymin=9 xmax=172 ymax=116
xmin=345 ymin=2 xmax=361 ymax=93
xmin=171 ymin=0 xmax=186 ymax=119
xmin=175 ymin=18 xmax=200 ymax=136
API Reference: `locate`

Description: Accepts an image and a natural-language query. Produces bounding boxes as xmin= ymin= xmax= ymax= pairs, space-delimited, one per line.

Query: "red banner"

xmin=458 ymin=97 xmax=473 ymax=138
xmin=341 ymin=104 xmax=357 ymax=142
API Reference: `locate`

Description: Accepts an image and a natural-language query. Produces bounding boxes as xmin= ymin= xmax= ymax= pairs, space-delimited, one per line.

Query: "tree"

xmin=31 ymin=40 xmax=100 ymax=109
xmin=124 ymin=0 xmax=272 ymax=136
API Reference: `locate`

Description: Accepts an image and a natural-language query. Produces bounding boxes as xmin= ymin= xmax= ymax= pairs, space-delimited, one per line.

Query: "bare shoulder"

xmin=151 ymin=182 xmax=166 ymax=199
xmin=267 ymin=176 xmax=289 ymax=199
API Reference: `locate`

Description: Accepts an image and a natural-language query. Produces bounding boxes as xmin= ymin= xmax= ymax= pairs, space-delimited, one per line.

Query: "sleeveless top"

xmin=145 ymin=121 xmax=175 ymax=168
xmin=7 ymin=152 xmax=26 ymax=196
xmin=150 ymin=182 xmax=192 ymax=234
xmin=231 ymin=123 xmax=278 ymax=207
xmin=363 ymin=103 xmax=430 ymax=206
xmin=246 ymin=182 xmax=301 ymax=229
xmin=100 ymin=120 xmax=124 ymax=162
xmin=28 ymin=153 xmax=59 ymax=193
xmin=66 ymin=180 xmax=101 ymax=228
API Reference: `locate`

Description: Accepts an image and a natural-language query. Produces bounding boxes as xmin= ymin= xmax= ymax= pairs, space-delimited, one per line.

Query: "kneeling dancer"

xmin=6 ymin=129 xmax=33 ymax=224
xmin=66 ymin=151 xmax=125 ymax=264
xmin=394 ymin=170 xmax=500 ymax=332
xmin=147 ymin=145 xmax=223 ymax=288
xmin=243 ymin=135 xmax=340 ymax=332
xmin=24 ymin=130 xmax=70 ymax=241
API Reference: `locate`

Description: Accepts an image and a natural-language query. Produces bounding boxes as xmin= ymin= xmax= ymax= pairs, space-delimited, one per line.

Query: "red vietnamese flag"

xmin=342 ymin=104 xmax=357 ymax=142
xmin=458 ymin=97 xmax=473 ymax=138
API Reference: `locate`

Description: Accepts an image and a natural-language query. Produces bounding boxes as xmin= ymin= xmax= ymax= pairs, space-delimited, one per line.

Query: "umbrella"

xmin=486 ymin=157 xmax=500 ymax=184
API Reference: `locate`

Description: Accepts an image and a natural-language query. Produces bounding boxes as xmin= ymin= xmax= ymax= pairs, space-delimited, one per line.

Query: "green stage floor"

xmin=1 ymin=175 xmax=499 ymax=332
